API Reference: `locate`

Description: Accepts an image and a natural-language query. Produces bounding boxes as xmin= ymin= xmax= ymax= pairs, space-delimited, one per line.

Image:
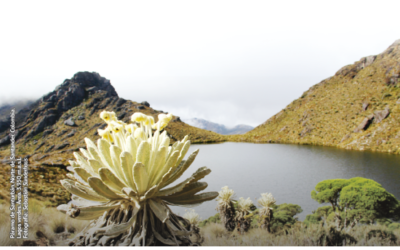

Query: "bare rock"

xmin=362 ymin=102 xmax=369 ymax=111
xmin=72 ymin=71 xmax=118 ymax=97
xmin=374 ymin=108 xmax=390 ymax=123
xmin=31 ymin=114 xmax=57 ymax=136
xmin=354 ymin=114 xmax=374 ymax=132
xmin=64 ymin=117 xmax=75 ymax=126
xmin=360 ymin=55 xmax=376 ymax=68
xmin=77 ymin=115 xmax=85 ymax=120
xmin=137 ymin=105 xmax=145 ymax=110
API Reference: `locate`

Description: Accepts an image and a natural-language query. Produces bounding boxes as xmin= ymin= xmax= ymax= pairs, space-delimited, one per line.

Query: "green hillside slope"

xmin=232 ymin=40 xmax=400 ymax=154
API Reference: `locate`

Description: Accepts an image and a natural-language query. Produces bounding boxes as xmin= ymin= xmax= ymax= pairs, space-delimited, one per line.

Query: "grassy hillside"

xmin=231 ymin=40 xmax=400 ymax=154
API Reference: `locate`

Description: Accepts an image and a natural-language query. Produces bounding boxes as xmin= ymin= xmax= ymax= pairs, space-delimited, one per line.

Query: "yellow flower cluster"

xmin=97 ymin=111 xmax=172 ymax=145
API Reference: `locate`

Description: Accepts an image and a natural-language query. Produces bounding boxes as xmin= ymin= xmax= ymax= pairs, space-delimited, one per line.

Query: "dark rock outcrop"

xmin=98 ymin=97 xmax=115 ymax=109
xmin=55 ymin=143 xmax=70 ymax=150
xmin=117 ymin=112 xmax=127 ymax=120
xmin=66 ymin=130 xmax=76 ymax=138
xmin=354 ymin=114 xmax=374 ymax=133
xmin=45 ymin=145 xmax=55 ymax=153
xmin=31 ymin=114 xmax=58 ymax=136
xmin=0 ymin=135 xmax=10 ymax=146
xmin=34 ymin=142 xmax=45 ymax=151
xmin=172 ymin=116 xmax=181 ymax=122
xmin=42 ymin=129 xmax=54 ymax=137
xmin=116 ymin=98 xmax=127 ymax=107
xmin=71 ymin=72 xmax=118 ymax=97
xmin=2 ymin=72 xmax=119 ymax=143
xmin=141 ymin=101 xmax=150 ymax=107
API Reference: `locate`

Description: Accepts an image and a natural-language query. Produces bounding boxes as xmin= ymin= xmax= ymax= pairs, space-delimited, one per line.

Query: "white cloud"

xmin=1 ymin=0 xmax=400 ymax=126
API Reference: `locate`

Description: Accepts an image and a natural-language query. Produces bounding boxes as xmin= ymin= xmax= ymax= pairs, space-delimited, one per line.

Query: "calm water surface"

xmin=171 ymin=142 xmax=400 ymax=221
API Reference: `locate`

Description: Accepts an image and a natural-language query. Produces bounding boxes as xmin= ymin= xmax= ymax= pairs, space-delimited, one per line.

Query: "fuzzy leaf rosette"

xmin=234 ymin=197 xmax=254 ymax=234
xmin=258 ymin=192 xmax=276 ymax=231
xmin=57 ymin=111 xmax=218 ymax=246
xmin=216 ymin=186 xmax=236 ymax=231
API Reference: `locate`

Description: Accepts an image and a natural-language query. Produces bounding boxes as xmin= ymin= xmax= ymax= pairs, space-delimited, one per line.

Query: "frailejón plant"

xmin=216 ymin=186 xmax=236 ymax=231
xmin=258 ymin=192 xmax=276 ymax=232
xmin=57 ymin=111 xmax=218 ymax=246
xmin=235 ymin=197 xmax=254 ymax=233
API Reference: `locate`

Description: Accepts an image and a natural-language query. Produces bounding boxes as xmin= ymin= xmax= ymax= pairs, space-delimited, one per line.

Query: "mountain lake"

xmin=171 ymin=142 xmax=400 ymax=221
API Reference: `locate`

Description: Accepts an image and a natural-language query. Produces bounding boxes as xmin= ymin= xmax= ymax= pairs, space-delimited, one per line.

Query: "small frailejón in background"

xmin=258 ymin=192 xmax=276 ymax=233
xmin=216 ymin=186 xmax=236 ymax=231
xmin=57 ymin=111 xmax=218 ymax=246
xmin=183 ymin=209 xmax=203 ymax=243
xmin=235 ymin=197 xmax=255 ymax=234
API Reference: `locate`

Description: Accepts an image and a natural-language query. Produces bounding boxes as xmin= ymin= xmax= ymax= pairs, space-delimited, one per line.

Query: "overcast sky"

xmin=1 ymin=0 xmax=400 ymax=127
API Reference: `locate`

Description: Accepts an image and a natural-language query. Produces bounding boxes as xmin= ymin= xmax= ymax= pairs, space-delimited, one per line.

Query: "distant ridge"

xmin=183 ymin=118 xmax=253 ymax=135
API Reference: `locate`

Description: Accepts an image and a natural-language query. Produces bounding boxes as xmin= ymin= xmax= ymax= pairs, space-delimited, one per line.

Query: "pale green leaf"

xmin=160 ymin=182 xmax=208 ymax=199
xmin=60 ymin=179 xmax=108 ymax=202
xmin=164 ymin=192 xmax=218 ymax=206
xmin=110 ymin=145 xmax=124 ymax=180
xmin=157 ymin=167 xmax=211 ymax=197
xmin=79 ymin=148 xmax=91 ymax=160
xmin=74 ymin=167 xmax=92 ymax=182
xmin=136 ymin=141 xmax=150 ymax=168
xmin=88 ymin=177 xmax=125 ymax=200
xmin=162 ymin=149 xmax=199 ymax=188
xmin=88 ymin=159 xmax=103 ymax=175
xmin=120 ymin=151 xmax=136 ymax=190
xmin=98 ymin=139 xmax=113 ymax=169
xmin=99 ymin=168 xmax=127 ymax=192
xmin=126 ymin=136 xmax=137 ymax=163
xmin=133 ymin=162 xmax=149 ymax=195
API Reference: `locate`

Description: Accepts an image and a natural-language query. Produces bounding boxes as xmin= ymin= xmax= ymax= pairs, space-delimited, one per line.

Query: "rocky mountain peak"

xmin=0 ymin=72 xmax=119 ymax=145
